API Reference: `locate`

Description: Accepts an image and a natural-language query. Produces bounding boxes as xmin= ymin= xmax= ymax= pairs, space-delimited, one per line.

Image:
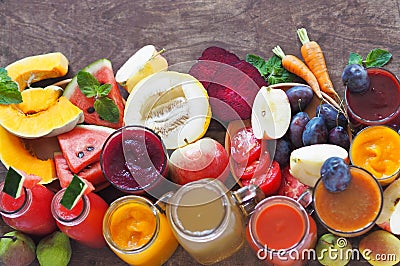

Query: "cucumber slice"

xmin=3 ymin=167 xmax=25 ymax=198
xmin=60 ymin=175 xmax=88 ymax=210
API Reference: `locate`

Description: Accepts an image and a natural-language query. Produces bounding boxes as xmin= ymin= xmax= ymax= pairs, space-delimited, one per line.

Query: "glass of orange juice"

xmin=349 ymin=125 xmax=400 ymax=186
xmin=313 ymin=166 xmax=383 ymax=237
xmin=246 ymin=195 xmax=317 ymax=266
xmin=102 ymin=195 xmax=178 ymax=266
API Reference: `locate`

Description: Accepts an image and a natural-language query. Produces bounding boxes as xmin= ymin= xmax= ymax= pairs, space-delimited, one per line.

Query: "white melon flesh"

xmin=290 ymin=144 xmax=349 ymax=187
xmin=124 ymin=71 xmax=211 ymax=149
xmin=251 ymin=86 xmax=291 ymax=140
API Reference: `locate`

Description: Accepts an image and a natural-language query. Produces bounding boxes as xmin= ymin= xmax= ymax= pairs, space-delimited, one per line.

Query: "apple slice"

xmin=251 ymin=86 xmax=291 ymax=140
xmin=376 ymin=178 xmax=400 ymax=234
xmin=290 ymin=144 xmax=348 ymax=187
xmin=115 ymin=44 xmax=168 ymax=93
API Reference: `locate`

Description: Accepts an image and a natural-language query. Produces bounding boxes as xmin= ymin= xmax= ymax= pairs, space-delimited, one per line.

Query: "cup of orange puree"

xmin=350 ymin=125 xmax=400 ymax=186
xmin=102 ymin=195 xmax=178 ymax=266
xmin=313 ymin=166 xmax=383 ymax=237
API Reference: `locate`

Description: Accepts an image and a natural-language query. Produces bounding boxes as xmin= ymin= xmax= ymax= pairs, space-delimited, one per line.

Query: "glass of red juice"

xmin=345 ymin=67 xmax=400 ymax=131
xmin=246 ymin=195 xmax=317 ymax=266
xmin=100 ymin=125 xmax=169 ymax=195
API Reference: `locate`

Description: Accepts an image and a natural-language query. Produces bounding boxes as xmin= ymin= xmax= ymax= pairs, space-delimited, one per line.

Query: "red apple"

xmin=169 ymin=138 xmax=229 ymax=185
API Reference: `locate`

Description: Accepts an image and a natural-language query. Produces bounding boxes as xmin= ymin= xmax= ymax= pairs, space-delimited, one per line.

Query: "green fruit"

xmin=36 ymin=231 xmax=71 ymax=266
xmin=0 ymin=231 xmax=36 ymax=266
xmin=316 ymin=233 xmax=352 ymax=266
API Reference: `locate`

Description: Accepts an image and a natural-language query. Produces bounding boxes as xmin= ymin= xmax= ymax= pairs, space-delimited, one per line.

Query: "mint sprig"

xmin=77 ymin=71 xmax=119 ymax=123
xmin=246 ymin=54 xmax=294 ymax=85
xmin=0 ymin=68 xmax=22 ymax=104
xmin=348 ymin=48 xmax=392 ymax=67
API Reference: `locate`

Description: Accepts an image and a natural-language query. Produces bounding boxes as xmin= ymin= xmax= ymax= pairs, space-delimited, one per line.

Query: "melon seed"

xmin=87 ymin=107 xmax=95 ymax=114
xmin=77 ymin=151 xmax=84 ymax=158
xmin=86 ymin=146 xmax=94 ymax=152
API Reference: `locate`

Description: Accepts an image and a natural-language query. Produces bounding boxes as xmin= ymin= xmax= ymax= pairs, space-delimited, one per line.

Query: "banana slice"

xmin=251 ymin=86 xmax=291 ymax=140
xmin=124 ymin=71 xmax=211 ymax=149
xmin=116 ymin=45 xmax=168 ymax=93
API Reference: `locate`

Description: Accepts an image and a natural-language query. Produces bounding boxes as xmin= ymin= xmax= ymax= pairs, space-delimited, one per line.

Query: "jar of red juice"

xmin=246 ymin=196 xmax=317 ymax=266
xmin=51 ymin=189 xmax=108 ymax=248
xmin=0 ymin=182 xmax=57 ymax=236
xmin=345 ymin=67 xmax=400 ymax=131
xmin=100 ymin=125 xmax=169 ymax=195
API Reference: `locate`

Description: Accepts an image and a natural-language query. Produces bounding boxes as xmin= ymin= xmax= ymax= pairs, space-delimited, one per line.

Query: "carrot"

xmin=272 ymin=45 xmax=322 ymax=99
xmin=297 ymin=28 xmax=339 ymax=100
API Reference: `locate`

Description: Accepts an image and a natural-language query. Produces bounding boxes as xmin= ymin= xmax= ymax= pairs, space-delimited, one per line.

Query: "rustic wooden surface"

xmin=1 ymin=0 xmax=400 ymax=265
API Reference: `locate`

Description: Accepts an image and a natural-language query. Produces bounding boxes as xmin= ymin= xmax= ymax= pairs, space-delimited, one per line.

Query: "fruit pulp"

xmin=314 ymin=166 xmax=383 ymax=237
xmin=167 ymin=180 xmax=244 ymax=265
xmin=246 ymin=196 xmax=317 ymax=266
xmin=350 ymin=125 xmax=400 ymax=185
xmin=101 ymin=126 xmax=167 ymax=194
xmin=54 ymin=192 xmax=108 ymax=248
xmin=345 ymin=67 xmax=400 ymax=131
xmin=104 ymin=197 xmax=178 ymax=266
xmin=0 ymin=184 xmax=57 ymax=236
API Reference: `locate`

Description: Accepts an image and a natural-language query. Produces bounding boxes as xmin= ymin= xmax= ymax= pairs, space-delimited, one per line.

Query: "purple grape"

xmin=285 ymin=86 xmax=314 ymax=113
xmin=321 ymin=157 xmax=351 ymax=192
xmin=328 ymin=126 xmax=350 ymax=150
xmin=302 ymin=117 xmax=328 ymax=146
xmin=341 ymin=64 xmax=370 ymax=93
xmin=316 ymin=103 xmax=348 ymax=130
xmin=289 ymin=112 xmax=310 ymax=148
xmin=274 ymin=138 xmax=292 ymax=168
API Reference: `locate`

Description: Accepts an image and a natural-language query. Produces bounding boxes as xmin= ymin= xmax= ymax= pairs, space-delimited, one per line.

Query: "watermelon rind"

xmin=3 ymin=167 xmax=25 ymax=199
xmin=63 ymin=58 xmax=112 ymax=99
xmin=60 ymin=175 xmax=87 ymax=210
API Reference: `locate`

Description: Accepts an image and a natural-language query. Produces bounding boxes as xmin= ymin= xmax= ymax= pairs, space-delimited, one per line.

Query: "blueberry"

xmin=341 ymin=64 xmax=370 ymax=93
xmin=321 ymin=157 xmax=351 ymax=192
xmin=302 ymin=117 xmax=328 ymax=146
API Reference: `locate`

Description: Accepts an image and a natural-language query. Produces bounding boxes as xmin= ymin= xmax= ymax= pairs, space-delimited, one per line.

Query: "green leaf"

xmin=246 ymin=54 xmax=268 ymax=77
xmin=0 ymin=68 xmax=12 ymax=83
xmin=0 ymin=81 xmax=22 ymax=104
xmin=365 ymin=48 xmax=392 ymax=67
xmin=77 ymin=71 xmax=99 ymax=98
xmin=267 ymin=71 xmax=295 ymax=85
xmin=94 ymin=97 xmax=120 ymax=123
xmin=348 ymin=52 xmax=363 ymax=65
xmin=96 ymin=84 xmax=112 ymax=98
xmin=265 ymin=55 xmax=283 ymax=74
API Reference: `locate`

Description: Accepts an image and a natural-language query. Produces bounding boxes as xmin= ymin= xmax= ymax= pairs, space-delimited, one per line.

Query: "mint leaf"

xmin=96 ymin=84 xmax=112 ymax=98
xmin=348 ymin=52 xmax=363 ymax=65
xmin=0 ymin=68 xmax=22 ymax=104
xmin=265 ymin=55 xmax=282 ymax=73
xmin=77 ymin=71 xmax=99 ymax=97
xmin=268 ymin=71 xmax=295 ymax=85
xmin=246 ymin=54 xmax=268 ymax=77
xmin=365 ymin=48 xmax=392 ymax=67
xmin=94 ymin=97 xmax=119 ymax=123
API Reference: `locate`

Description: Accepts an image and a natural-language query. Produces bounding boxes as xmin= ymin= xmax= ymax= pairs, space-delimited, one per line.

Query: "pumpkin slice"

xmin=0 ymin=126 xmax=56 ymax=184
xmin=0 ymin=86 xmax=84 ymax=139
xmin=5 ymin=52 xmax=69 ymax=91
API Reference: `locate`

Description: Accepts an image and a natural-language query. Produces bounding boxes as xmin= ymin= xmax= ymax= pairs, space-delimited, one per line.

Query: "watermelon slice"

xmin=57 ymin=125 xmax=115 ymax=173
xmin=64 ymin=58 xmax=125 ymax=129
xmin=54 ymin=152 xmax=95 ymax=194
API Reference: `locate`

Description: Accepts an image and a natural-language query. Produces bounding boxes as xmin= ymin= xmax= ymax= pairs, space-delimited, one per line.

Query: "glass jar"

xmin=0 ymin=182 xmax=57 ymax=236
xmin=163 ymin=178 xmax=264 ymax=265
xmin=103 ymin=195 xmax=178 ymax=266
xmin=51 ymin=189 xmax=108 ymax=248
xmin=246 ymin=195 xmax=317 ymax=266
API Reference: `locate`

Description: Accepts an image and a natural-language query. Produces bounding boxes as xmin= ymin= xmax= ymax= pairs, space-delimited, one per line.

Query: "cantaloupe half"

xmin=0 ymin=86 xmax=84 ymax=138
xmin=5 ymin=52 xmax=69 ymax=90
xmin=0 ymin=126 xmax=56 ymax=184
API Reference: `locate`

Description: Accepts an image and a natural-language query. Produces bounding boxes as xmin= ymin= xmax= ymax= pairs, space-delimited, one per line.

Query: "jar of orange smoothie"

xmin=350 ymin=125 xmax=400 ymax=185
xmin=102 ymin=195 xmax=178 ymax=266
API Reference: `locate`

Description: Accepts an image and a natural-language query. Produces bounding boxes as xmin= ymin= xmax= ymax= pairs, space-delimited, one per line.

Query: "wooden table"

xmin=1 ymin=0 xmax=400 ymax=265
